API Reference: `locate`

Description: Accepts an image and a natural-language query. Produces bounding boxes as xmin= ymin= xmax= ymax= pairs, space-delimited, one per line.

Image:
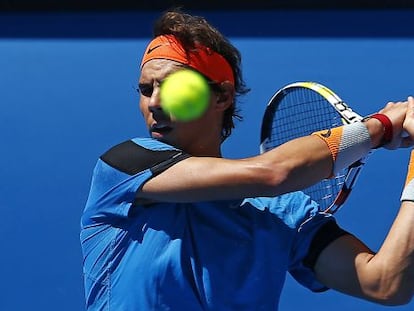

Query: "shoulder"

xmin=100 ymin=138 xmax=190 ymax=176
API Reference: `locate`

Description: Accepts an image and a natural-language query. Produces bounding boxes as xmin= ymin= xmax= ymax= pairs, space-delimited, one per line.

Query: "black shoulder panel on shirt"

xmin=100 ymin=140 xmax=190 ymax=176
xmin=303 ymin=220 xmax=350 ymax=270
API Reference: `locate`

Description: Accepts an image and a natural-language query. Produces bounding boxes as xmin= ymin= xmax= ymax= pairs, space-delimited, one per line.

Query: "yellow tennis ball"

xmin=160 ymin=69 xmax=210 ymax=121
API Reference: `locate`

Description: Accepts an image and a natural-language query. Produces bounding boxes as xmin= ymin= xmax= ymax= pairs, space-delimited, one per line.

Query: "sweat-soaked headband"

xmin=140 ymin=35 xmax=235 ymax=85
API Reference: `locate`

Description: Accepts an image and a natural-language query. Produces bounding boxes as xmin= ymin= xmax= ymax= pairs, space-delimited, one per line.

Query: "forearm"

xmin=364 ymin=202 xmax=414 ymax=305
xmin=314 ymin=212 xmax=414 ymax=306
xmin=261 ymin=114 xmax=392 ymax=190
xmin=257 ymin=135 xmax=332 ymax=195
xmin=352 ymin=151 xmax=414 ymax=305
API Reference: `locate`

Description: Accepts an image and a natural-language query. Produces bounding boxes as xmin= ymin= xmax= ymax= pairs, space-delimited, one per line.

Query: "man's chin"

xmin=150 ymin=131 xmax=170 ymax=143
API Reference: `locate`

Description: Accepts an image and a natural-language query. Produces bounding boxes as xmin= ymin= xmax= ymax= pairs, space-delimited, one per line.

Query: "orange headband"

xmin=141 ymin=35 xmax=235 ymax=85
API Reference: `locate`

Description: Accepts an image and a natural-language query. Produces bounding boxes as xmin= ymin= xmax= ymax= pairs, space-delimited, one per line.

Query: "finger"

xmin=408 ymin=96 xmax=414 ymax=111
xmin=402 ymin=98 xmax=414 ymax=148
xmin=401 ymin=136 xmax=414 ymax=148
xmin=403 ymin=96 xmax=414 ymax=140
xmin=406 ymin=96 xmax=414 ymax=120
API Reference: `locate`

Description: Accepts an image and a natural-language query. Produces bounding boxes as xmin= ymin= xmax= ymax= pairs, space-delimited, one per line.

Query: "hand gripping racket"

xmin=260 ymin=81 xmax=373 ymax=214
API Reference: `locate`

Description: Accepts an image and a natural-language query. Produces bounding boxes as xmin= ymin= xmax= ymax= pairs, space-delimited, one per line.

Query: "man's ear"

xmin=214 ymin=81 xmax=235 ymax=111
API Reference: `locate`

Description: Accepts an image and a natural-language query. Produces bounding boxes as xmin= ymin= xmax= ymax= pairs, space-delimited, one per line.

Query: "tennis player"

xmin=81 ymin=9 xmax=414 ymax=310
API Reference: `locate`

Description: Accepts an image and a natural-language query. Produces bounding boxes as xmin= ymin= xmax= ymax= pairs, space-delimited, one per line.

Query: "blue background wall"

xmin=1 ymin=10 xmax=414 ymax=310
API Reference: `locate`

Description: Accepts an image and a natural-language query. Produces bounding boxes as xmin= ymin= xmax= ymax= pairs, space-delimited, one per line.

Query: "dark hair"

xmin=153 ymin=9 xmax=250 ymax=140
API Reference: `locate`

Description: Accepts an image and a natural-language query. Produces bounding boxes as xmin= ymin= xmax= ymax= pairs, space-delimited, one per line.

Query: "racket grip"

xmin=401 ymin=150 xmax=414 ymax=202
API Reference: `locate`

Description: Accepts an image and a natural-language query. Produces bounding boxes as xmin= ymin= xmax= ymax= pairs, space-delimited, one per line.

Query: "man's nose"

xmin=148 ymin=86 xmax=162 ymax=112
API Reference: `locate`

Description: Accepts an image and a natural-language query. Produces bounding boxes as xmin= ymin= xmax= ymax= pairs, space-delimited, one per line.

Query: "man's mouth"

xmin=150 ymin=123 xmax=173 ymax=136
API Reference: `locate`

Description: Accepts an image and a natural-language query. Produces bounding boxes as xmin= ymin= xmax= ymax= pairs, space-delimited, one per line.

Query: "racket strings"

xmin=265 ymin=88 xmax=347 ymax=211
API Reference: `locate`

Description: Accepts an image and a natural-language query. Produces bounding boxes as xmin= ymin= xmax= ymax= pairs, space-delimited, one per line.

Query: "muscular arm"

xmin=314 ymin=202 xmax=414 ymax=305
xmin=139 ymin=118 xmax=386 ymax=202
xmin=140 ymin=135 xmax=331 ymax=202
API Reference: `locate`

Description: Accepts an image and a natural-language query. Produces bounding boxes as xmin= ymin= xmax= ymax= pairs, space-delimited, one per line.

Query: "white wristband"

xmin=333 ymin=122 xmax=371 ymax=174
xmin=401 ymin=179 xmax=414 ymax=202
xmin=401 ymin=150 xmax=414 ymax=202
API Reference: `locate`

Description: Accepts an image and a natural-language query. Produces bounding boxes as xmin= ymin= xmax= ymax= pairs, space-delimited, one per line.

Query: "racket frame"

xmin=260 ymin=81 xmax=372 ymax=214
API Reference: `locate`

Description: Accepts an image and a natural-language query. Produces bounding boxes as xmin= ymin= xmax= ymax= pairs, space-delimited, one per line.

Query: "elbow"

xmin=253 ymin=154 xmax=325 ymax=196
xmin=377 ymin=296 xmax=412 ymax=307
xmin=384 ymin=293 xmax=413 ymax=306
xmin=259 ymin=165 xmax=291 ymax=196
xmin=372 ymin=287 xmax=414 ymax=306
xmin=361 ymin=269 xmax=414 ymax=306
xmin=253 ymin=148 xmax=328 ymax=196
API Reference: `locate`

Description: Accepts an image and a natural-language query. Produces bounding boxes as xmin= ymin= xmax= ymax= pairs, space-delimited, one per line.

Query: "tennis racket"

xmin=260 ymin=81 xmax=372 ymax=214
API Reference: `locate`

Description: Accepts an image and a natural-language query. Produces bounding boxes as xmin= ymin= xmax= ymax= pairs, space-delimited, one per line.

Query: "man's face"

xmin=138 ymin=59 xmax=221 ymax=155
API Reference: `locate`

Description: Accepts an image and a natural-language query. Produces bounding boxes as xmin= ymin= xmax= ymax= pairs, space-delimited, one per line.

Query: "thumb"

xmin=403 ymin=96 xmax=414 ymax=137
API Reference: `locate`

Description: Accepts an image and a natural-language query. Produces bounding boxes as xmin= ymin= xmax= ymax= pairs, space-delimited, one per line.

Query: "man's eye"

xmin=137 ymin=84 xmax=153 ymax=97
